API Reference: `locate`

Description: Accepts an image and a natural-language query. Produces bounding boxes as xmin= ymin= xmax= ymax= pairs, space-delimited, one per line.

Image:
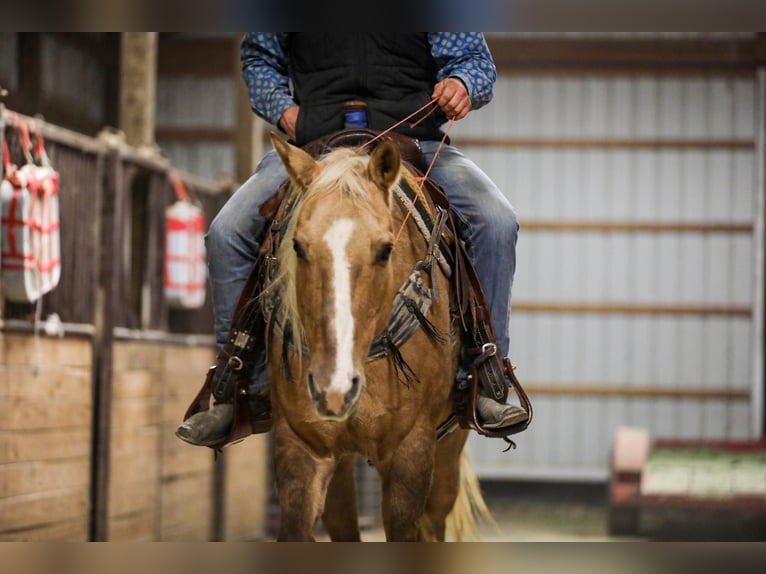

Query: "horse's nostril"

xmin=345 ymin=376 xmax=361 ymax=407
xmin=307 ymin=373 xmax=319 ymax=401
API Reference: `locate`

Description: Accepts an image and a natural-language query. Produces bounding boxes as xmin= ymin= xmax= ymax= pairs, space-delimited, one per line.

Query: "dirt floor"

xmin=285 ymin=479 xmax=766 ymax=541
xmin=354 ymin=481 xmax=630 ymax=542
xmin=472 ymin=480 xmax=766 ymax=542
xmin=474 ymin=481 xmax=621 ymax=542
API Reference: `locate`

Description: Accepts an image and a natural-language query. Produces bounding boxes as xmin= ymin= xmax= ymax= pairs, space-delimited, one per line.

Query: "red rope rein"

xmin=393 ymin=115 xmax=455 ymax=247
xmin=352 ymin=97 xmax=455 ymax=247
xmin=354 ymin=97 xmax=440 ymax=154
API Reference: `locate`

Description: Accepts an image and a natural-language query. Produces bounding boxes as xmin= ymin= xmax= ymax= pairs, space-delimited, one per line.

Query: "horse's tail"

xmin=446 ymin=449 xmax=499 ymax=541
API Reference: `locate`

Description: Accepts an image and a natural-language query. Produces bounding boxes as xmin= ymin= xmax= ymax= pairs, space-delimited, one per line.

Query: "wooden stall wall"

xmin=0 ymin=334 xmax=268 ymax=542
xmin=1 ymin=107 xmax=269 ymax=541
xmin=0 ymin=334 xmax=93 ymax=540
xmin=108 ymin=341 xmax=221 ymax=541
xmin=223 ymin=434 xmax=270 ymax=540
xmin=157 ymin=343 xmax=217 ymax=540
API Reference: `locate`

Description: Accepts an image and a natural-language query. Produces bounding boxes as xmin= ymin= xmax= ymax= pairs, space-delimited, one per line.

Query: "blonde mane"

xmin=261 ymin=147 xmax=402 ymax=358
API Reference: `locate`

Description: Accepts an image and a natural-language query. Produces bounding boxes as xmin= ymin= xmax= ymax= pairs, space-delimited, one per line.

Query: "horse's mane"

xmin=261 ymin=146 xmax=403 ymax=358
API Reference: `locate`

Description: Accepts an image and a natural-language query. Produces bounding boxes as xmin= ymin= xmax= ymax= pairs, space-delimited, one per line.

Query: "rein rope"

xmin=354 ymin=97 xmax=456 ymax=248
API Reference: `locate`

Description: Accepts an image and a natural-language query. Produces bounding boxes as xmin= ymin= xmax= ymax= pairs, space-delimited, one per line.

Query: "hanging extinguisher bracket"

xmin=164 ymin=171 xmax=207 ymax=309
xmin=1 ymin=115 xmax=62 ymax=303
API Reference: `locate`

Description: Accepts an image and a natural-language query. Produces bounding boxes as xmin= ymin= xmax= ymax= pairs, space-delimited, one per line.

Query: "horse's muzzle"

xmin=307 ymin=372 xmax=363 ymax=420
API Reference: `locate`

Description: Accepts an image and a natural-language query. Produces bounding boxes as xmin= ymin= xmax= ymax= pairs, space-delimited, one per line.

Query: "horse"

xmin=263 ymin=132 xmax=492 ymax=541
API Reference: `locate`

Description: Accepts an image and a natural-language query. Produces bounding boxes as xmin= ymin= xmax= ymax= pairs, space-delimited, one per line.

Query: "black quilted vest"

xmin=287 ymin=33 xmax=448 ymax=146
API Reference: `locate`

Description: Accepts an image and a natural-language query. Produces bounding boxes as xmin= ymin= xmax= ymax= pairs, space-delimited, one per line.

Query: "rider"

xmin=176 ymin=33 xmax=528 ymax=446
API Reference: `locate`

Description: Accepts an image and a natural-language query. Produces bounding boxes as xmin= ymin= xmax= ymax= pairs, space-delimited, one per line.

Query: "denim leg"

xmin=419 ymin=141 xmax=519 ymax=359
xmin=205 ymin=150 xmax=286 ymax=391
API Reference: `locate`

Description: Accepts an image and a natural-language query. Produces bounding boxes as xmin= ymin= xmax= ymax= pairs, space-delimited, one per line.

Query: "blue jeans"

xmin=205 ymin=142 xmax=518 ymax=391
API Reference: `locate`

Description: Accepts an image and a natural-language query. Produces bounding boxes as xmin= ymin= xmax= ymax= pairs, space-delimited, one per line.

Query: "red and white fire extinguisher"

xmin=1 ymin=117 xmax=62 ymax=303
xmin=164 ymin=172 xmax=207 ymax=309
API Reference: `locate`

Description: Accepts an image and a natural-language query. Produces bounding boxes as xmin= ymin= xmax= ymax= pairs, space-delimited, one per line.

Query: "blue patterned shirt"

xmin=240 ymin=32 xmax=497 ymax=127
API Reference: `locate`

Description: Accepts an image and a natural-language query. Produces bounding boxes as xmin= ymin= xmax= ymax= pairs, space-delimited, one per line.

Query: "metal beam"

xmin=486 ymin=36 xmax=765 ymax=72
xmin=157 ymin=36 xmax=238 ymax=77
xmin=524 ymin=384 xmax=750 ymax=400
xmin=451 ymin=136 xmax=755 ymax=151
xmin=512 ymin=302 xmax=752 ymax=318
xmin=752 ymin=67 xmax=766 ymax=438
xmin=520 ymin=220 xmax=753 ymax=235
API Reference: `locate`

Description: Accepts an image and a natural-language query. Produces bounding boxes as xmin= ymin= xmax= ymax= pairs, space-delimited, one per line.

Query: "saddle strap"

xmin=181 ymin=179 xmax=299 ymax=450
xmin=422 ymin=179 xmax=535 ymax=443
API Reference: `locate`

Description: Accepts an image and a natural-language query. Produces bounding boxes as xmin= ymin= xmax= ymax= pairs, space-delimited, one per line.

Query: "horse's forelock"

xmin=310 ymin=148 xmax=374 ymax=202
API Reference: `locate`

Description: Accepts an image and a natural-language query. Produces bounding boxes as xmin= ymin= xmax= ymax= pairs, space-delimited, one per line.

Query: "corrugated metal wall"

xmin=0 ymin=34 xmax=18 ymax=91
xmin=455 ymin=72 xmax=759 ymax=480
xmin=156 ymin=76 xmax=236 ymax=180
xmin=39 ymin=35 xmax=109 ymax=128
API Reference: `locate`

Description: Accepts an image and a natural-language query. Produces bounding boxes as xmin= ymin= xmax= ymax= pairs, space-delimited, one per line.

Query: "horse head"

xmin=270 ymin=133 xmax=402 ymax=420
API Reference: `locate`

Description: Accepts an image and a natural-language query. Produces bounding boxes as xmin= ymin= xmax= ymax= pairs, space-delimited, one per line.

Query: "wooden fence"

xmin=0 ymin=107 xmax=270 ymax=541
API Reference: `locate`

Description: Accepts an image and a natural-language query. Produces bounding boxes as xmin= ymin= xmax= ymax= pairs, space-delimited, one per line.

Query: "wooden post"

xmin=90 ymin=149 xmax=124 ymax=541
xmin=119 ymin=33 xmax=158 ymax=149
xmin=233 ymin=34 xmax=263 ymax=184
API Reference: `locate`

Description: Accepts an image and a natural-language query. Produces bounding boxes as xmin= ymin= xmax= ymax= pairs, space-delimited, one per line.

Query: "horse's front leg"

xmin=380 ymin=429 xmax=436 ymax=541
xmin=322 ymin=454 xmax=361 ymax=541
xmin=273 ymin=426 xmax=334 ymax=541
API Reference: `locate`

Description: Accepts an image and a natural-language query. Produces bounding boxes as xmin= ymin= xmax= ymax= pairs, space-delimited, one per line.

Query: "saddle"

xmin=182 ymin=129 xmax=532 ymax=450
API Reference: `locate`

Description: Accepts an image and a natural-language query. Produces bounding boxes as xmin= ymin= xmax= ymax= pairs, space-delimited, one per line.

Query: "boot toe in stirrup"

xmin=477 ymin=395 xmax=529 ymax=430
xmin=175 ymin=403 xmax=234 ymax=447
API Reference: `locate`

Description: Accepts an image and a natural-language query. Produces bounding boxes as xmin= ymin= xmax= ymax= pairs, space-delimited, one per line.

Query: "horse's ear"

xmin=367 ymin=139 xmax=401 ymax=193
xmin=271 ymin=132 xmax=316 ymax=189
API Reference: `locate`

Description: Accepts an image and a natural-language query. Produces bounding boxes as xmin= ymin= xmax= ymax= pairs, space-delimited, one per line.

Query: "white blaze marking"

xmin=323 ymin=218 xmax=356 ymax=395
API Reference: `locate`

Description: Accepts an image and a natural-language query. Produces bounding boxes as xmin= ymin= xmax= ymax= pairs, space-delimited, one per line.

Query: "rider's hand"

xmin=432 ymin=77 xmax=471 ymax=121
xmin=279 ymin=106 xmax=300 ymax=141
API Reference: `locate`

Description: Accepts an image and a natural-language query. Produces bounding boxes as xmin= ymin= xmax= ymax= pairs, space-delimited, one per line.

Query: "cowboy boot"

xmin=175 ymin=403 xmax=234 ymax=447
xmin=175 ymin=388 xmax=273 ymax=447
xmin=455 ymin=360 xmax=529 ymax=430
xmin=476 ymin=392 xmax=528 ymax=429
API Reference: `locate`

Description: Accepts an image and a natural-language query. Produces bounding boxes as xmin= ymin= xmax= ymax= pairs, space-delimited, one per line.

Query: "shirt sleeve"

xmin=427 ymin=32 xmax=497 ymax=110
xmin=240 ymin=32 xmax=296 ymax=127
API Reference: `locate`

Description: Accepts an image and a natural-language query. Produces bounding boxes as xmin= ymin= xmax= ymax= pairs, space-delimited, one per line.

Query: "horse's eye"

xmin=293 ymin=239 xmax=307 ymax=260
xmin=376 ymin=243 xmax=393 ymax=265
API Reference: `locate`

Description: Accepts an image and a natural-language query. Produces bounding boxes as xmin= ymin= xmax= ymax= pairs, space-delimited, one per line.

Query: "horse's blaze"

xmin=308 ymin=217 xmax=364 ymax=420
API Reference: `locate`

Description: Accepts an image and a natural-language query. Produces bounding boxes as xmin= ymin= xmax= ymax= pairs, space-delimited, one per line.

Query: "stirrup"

xmin=247 ymin=390 xmax=273 ymax=435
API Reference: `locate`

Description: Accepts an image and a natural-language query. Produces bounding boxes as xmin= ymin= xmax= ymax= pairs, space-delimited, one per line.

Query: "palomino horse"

xmin=264 ymin=133 xmax=489 ymax=541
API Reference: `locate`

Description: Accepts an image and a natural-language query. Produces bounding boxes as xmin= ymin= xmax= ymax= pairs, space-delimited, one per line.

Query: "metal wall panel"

xmin=156 ymin=77 xmax=235 ymax=130
xmin=160 ymin=142 xmax=235 ymax=183
xmin=156 ymin=76 xmax=235 ymax=179
xmin=453 ymin=73 xmax=758 ymax=481
xmin=0 ymin=33 xmax=18 ymax=90
xmin=40 ymin=35 xmax=107 ymax=126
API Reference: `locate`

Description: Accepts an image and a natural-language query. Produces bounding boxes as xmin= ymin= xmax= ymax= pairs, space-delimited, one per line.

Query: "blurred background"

xmin=0 ymin=32 xmax=764 ymax=541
